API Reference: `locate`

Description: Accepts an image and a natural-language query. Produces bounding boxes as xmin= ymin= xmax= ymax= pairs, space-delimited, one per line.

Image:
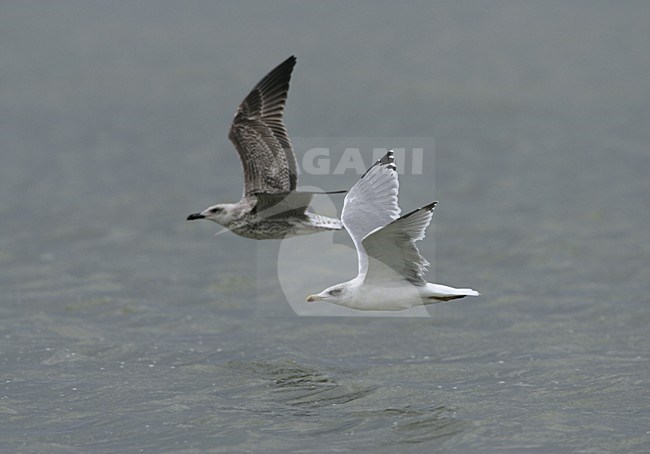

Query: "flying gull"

xmin=306 ymin=151 xmax=479 ymax=311
xmin=187 ymin=56 xmax=344 ymax=239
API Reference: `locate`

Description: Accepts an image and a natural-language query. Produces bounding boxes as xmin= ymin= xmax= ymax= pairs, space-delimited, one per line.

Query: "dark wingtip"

xmin=277 ymin=55 xmax=297 ymax=72
xmin=399 ymin=201 xmax=438 ymax=221
xmin=378 ymin=150 xmax=395 ymax=166
xmin=423 ymin=201 xmax=438 ymax=211
xmin=428 ymin=295 xmax=466 ymax=302
xmin=252 ymin=56 xmax=297 ymax=97
xmin=362 ymin=149 xmax=396 ymax=178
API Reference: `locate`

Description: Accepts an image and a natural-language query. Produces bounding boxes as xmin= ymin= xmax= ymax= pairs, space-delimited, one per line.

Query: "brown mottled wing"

xmin=228 ymin=56 xmax=298 ymax=196
xmin=253 ymin=192 xmax=314 ymax=219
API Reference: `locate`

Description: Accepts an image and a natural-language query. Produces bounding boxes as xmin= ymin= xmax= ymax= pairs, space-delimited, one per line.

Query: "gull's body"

xmin=187 ymin=56 xmax=343 ymax=239
xmin=307 ymin=151 xmax=479 ymax=311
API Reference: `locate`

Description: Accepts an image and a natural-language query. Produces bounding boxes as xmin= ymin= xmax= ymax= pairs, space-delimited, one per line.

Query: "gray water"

xmin=1 ymin=2 xmax=649 ymax=452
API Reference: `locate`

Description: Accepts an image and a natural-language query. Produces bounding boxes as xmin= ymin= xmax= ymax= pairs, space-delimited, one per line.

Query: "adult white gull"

xmin=306 ymin=151 xmax=479 ymax=311
xmin=187 ymin=56 xmax=344 ymax=239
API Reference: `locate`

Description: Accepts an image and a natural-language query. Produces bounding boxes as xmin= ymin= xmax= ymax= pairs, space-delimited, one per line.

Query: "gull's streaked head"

xmin=186 ymin=203 xmax=237 ymax=226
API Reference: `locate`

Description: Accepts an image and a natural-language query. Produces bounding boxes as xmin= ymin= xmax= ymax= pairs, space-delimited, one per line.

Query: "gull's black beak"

xmin=186 ymin=212 xmax=205 ymax=221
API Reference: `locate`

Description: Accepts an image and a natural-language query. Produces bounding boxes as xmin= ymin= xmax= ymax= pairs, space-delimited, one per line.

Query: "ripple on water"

xmin=218 ymin=359 xmax=466 ymax=447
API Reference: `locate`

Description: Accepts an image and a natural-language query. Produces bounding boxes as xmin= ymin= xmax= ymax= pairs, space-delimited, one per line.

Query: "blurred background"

xmin=1 ymin=1 xmax=649 ymax=452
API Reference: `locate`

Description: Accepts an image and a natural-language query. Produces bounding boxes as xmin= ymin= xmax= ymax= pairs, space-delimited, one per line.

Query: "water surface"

xmin=1 ymin=2 xmax=649 ymax=452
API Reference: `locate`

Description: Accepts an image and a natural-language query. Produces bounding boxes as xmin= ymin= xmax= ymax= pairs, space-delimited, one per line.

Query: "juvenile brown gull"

xmin=187 ymin=56 xmax=344 ymax=239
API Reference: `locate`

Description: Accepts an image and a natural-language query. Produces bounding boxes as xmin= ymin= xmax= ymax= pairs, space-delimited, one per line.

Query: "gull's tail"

xmin=422 ymin=283 xmax=480 ymax=302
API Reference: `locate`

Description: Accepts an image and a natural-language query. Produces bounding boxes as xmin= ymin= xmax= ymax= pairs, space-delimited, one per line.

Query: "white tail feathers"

xmin=423 ymin=283 xmax=480 ymax=298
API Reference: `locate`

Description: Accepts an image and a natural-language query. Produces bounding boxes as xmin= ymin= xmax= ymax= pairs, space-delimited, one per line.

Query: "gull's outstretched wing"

xmin=254 ymin=190 xmax=347 ymax=219
xmin=341 ymin=150 xmax=401 ymax=276
xmin=361 ymin=202 xmax=437 ymax=285
xmin=228 ymin=56 xmax=298 ymax=196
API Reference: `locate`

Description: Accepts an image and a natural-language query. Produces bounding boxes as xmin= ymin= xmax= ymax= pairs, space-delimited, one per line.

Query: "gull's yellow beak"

xmin=306 ymin=294 xmax=323 ymax=303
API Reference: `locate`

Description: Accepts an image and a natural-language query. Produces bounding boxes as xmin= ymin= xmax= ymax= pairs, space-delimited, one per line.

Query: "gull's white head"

xmin=306 ymin=282 xmax=355 ymax=306
xmin=186 ymin=203 xmax=238 ymax=226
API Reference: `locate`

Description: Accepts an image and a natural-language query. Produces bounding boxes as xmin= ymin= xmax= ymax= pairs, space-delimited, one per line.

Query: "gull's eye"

xmin=210 ymin=207 xmax=222 ymax=214
xmin=328 ymin=288 xmax=342 ymax=296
